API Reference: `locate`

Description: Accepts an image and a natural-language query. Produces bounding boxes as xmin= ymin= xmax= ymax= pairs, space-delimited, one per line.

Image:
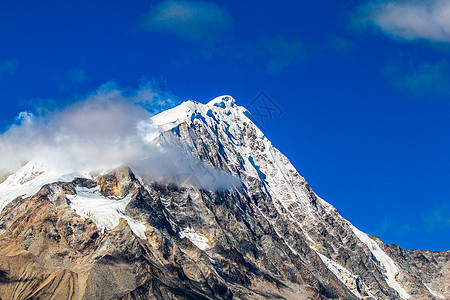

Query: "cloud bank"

xmin=0 ymin=82 xmax=166 ymax=173
xmin=0 ymin=82 xmax=239 ymax=190
xmin=141 ymin=0 xmax=233 ymax=40
xmin=357 ymin=0 xmax=450 ymax=42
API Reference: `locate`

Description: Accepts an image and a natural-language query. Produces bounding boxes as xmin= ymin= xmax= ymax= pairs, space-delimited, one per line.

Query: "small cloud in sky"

xmin=47 ymin=68 xmax=89 ymax=93
xmin=383 ymin=60 xmax=450 ymax=97
xmin=397 ymin=224 xmax=415 ymax=235
xmin=256 ymin=36 xmax=306 ymax=74
xmin=325 ymin=35 xmax=354 ymax=53
xmin=230 ymin=35 xmax=306 ymax=74
xmin=166 ymin=34 xmax=306 ymax=74
xmin=356 ymin=0 xmax=450 ymax=42
xmin=0 ymin=60 xmax=17 ymax=75
xmin=377 ymin=218 xmax=391 ymax=233
xmin=375 ymin=218 xmax=415 ymax=236
xmin=423 ymin=204 xmax=450 ymax=232
xmin=66 ymin=68 xmax=88 ymax=85
xmin=141 ymin=0 xmax=233 ymax=41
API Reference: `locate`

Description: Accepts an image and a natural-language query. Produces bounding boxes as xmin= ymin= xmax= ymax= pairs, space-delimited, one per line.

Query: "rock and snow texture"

xmin=146 ymin=95 xmax=419 ymax=299
xmin=0 ymin=95 xmax=447 ymax=299
xmin=68 ymin=186 xmax=147 ymax=239
xmin=179 ymin=228 xmax=210 ymax=251
xmin=0 ymin=160 xmax=77 ymax=212
xmin=424 ymin=283 xmax=445 ymax=299
xmin=0 ymin=161 xmax=147 ymax=239
xmin=350 ymin=224 xmax=411 ymax=299
xmin=315 ymin=251 xmax=370 ymax=299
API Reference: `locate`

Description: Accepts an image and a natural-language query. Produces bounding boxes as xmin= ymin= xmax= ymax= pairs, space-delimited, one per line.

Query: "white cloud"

xmin=358 ymin=0 xmax=450 ymax=42
xmin=0 ymin=82 xmax=239 ymax=190
xmin=0 ymin=82 xmax=175 ymax=173
xmin=141 ymin=0 xmax=233 ymax=40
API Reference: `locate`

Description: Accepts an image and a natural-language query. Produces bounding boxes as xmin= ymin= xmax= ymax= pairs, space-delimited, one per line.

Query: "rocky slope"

xmin=0 ymin=96 xmax=447 ymax=299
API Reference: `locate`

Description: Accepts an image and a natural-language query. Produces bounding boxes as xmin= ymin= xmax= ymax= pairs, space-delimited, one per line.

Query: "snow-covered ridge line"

xmin=143 ymin=95 xmax=244 ymax=138
xmin=349 ymin=224 xmax=411 ymax=299
xmin=0 ymin=160 xmax=80 ymax=212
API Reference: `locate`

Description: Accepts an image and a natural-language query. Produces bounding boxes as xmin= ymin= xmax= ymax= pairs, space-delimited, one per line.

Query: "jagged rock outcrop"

xmin=0 ymin=96 xmax=447 ymax=299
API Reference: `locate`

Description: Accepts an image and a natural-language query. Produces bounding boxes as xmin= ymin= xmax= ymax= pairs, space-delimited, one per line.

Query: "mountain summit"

xmin=0 ymin=96 xmax=447 ymax=299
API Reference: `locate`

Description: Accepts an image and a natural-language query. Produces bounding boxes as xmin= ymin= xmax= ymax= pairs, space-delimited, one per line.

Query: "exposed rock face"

xmin=374 ymin=240 xmax=449 ymax=299
xmin=0 ymin=96 xmax=448 ymax=299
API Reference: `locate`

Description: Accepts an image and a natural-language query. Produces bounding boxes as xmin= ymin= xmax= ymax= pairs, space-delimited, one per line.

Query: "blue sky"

xmin=1 ymin=0 xmax=449 ymax=251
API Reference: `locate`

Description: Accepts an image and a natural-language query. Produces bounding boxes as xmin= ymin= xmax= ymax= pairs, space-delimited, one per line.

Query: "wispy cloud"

xmin=56 ymin=68 xmax=89 ymax=91
xmin=0 ymin=60 xmax=17 ymax=75
xmin=324 ymin=35 xmax=354 ymax=54
xmin=255 ymin=36 xmax=306 ymax=74
xmin=66 ymin=68 xmax=88 ymax=85
xmin=141 ymin=0 xmax=233 ymax=41
xmin=356 ymin=0 xmax=450 ymax=42
xmin=375 ymin=218 xmax=415 ymax=236
xmin=376 ymin=218 xmax=392 ymax=233
xmin=170 ymin=35 xmax=306 ymax=74
xmin=384 ymin=60 xmax=450 ymax=96
xmin=423 ymin=204 xmax=450 ymax=232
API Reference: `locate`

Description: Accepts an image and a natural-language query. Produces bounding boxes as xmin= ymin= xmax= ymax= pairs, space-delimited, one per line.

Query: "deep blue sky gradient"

xmin=0 ymin=0 xmax=449 ymax=250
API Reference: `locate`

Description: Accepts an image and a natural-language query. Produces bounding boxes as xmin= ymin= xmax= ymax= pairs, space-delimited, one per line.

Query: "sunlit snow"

xmin=350 ymin=224 xmax=410 ymax=299
xmin=179 ymin=227 xmax=210 ymax=250
xmin=0 ymin=160 xmax=78 ymax=212
xmin=68 ymin=186 xmax=147 ymax=239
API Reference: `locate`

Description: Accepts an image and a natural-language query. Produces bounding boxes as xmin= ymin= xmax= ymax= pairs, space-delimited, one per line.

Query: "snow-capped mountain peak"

xmin=0 ymin=96 xmax=447 ymax=299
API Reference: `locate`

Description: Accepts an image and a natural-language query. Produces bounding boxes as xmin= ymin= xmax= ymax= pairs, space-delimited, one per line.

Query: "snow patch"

xmin=316 ymin=251 xmax=364 ymax=298
xmin=179 ymin=227 xmax=210 ymax=250
xmin=67 ymin=186 xmax=147 ymax=239
xmin=0 ymin=160 xmax=78 ymax=212
xmin=350 ymin=224 xmax=410 ymax=299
